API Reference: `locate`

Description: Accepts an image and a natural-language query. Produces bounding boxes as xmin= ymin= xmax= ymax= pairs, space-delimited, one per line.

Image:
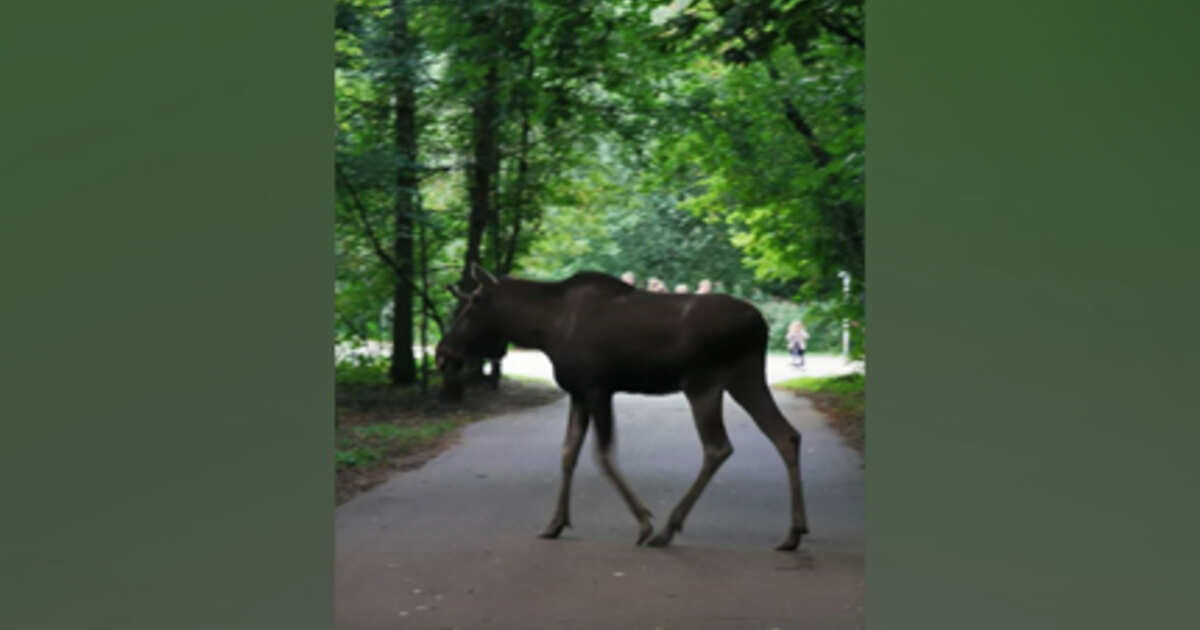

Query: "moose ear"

xmin=470 ymin=263 xmax=499 ymax=286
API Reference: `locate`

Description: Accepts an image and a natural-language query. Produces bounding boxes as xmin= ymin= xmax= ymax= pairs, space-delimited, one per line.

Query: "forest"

xmin=335 ymin=0 xmax=864 ymax=389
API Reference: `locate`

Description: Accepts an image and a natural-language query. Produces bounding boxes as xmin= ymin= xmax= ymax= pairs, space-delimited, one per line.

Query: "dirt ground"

xmin=335 ymin=377 xmax=565 ymax=504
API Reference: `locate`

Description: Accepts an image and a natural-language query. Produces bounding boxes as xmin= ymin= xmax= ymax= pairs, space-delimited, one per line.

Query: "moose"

xmin=435 ymin=265 xmax=809 ymax=551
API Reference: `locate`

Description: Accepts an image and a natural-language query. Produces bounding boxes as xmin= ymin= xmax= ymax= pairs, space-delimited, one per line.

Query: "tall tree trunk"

xmin=445 ymin=62 xmax=501 ymax=398
xmin=389 ymin=0 xmax=418 ymax=386
xmin=500 ymin=51 xmax=536 ymax=275
xmin=463 ymin=64 xmax=500 ymax=287
xmin=487 ymin=167 xmax=503 ymax=272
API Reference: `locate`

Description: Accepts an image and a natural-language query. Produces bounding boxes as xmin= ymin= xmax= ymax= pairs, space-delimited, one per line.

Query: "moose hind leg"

xmin=728 ymin=371 xmax=810 ymax=551
xmin=591 ymin=394 xmax=655 ymax=545
xmin=647 ymin=384 xmax=732 ymax=548
xmin=539 ymin=397 xmax=590 ymax=539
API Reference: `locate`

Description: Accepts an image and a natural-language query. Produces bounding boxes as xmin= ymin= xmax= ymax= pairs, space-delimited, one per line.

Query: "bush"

xmin=335 ymin=446 xmax=382 ymax=469
xmin=334 ymin=421 xmax=458 ymax=471
xmin=335 ymin=353 xmax=390 ymax=386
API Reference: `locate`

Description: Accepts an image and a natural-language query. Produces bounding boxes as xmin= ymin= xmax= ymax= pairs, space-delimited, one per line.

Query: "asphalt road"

xmin=336 ymin=356 xmax=864 ymax=630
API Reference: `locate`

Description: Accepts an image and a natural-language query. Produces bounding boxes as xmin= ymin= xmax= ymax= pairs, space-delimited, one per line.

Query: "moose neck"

xmin=491 ymin=278 xmax=564 ymax=352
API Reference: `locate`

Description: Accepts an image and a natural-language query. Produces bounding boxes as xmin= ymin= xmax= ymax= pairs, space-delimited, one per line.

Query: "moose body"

xmin=437 ymin=266 xmax=809 ymax=550
xmin=546 ymin=282 xmax=763 ymax=395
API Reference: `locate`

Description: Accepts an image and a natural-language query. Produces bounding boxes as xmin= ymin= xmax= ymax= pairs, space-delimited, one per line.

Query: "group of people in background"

xmin=619 ymin=271 xmax=713 ymax=295
xmin=620 ymin=270 xmax=811 ymax=370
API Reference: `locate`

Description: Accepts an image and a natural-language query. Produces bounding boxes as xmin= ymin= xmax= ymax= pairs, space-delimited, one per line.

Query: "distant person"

xmin=674 ymin=283 xmax=689 ymax=294
xmin=695 ymin=279 xmax=713 ymax=294
xmin=787 ymin=320 xmax=810 ymax=368
xmin=646 ymin=277 xmax=667 ymax=293
xmin=621 ymin=271 xmax=636 ymax=286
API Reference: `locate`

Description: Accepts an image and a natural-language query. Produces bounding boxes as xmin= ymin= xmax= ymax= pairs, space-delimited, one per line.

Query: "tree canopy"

xmin=335 ymin=0 xmax=865 ymax=385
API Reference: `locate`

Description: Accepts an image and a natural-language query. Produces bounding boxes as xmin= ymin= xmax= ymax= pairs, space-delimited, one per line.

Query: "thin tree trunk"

xmin=389 ymin=0 xmax=418 ymax=386
xmin=501 ymin=52 xmax=535 ymax=274
xmin=444 ymin=62 xmax=501 ymax=400
xmin=418 ymin=199 xmax=429 ymax=393
xmin=487 ymin=169 xmax=503 ymax=272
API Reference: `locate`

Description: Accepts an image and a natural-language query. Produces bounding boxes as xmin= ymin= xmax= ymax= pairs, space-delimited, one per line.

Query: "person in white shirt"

xmin=786 ymin=320 xmax=810 ymax=367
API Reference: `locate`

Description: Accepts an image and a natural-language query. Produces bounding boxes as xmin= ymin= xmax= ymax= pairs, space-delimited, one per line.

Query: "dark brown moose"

xmin=435 ymin=264 xmax=809 ymax=551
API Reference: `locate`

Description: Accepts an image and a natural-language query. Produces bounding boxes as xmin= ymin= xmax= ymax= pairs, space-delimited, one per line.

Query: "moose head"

xmin=435 ymin=263 xmax=509 ymax=383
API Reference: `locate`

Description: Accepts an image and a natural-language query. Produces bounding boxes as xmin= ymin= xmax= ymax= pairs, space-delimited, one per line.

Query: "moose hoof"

xmin=774 ymin=527 xmax=807 ymax=551
xmin=645 ymin=530 xmax=674 ymax=548
xmin=635 ymin=521 xmax=655 ymax=546
xmin=646 ymin=522 xmax=680 ymax=548
xmin=538 ymin=519 xmax=569 ymax=540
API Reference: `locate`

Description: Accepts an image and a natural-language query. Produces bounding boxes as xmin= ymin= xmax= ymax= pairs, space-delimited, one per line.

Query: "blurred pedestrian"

xmin=787 ymin=320 xmax=810 ymax=368
xmin=696 ymin=279 xmax=713 ymax=294
xmin=674 ymin=283 xmax=689 ymax=294
xmin=621 ymin=271 xmax=636 ymax=286
xmin=646 ymin=277 xmax=667 ymax=293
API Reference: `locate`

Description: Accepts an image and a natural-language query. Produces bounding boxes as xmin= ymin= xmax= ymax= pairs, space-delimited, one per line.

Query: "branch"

xmin=336 ymin=161 xmax=399 ymax=273
xmin=762 ymin=57 xmax=832 ymax=167
xmin=335 ymin=162 xmax=446 ymax=333
xmin=734 ymin=28 xmax=833 ymax=168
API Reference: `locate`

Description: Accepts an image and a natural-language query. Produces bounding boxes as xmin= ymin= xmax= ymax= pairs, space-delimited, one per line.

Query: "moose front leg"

xmin=539 ymin=397 xmax=589 ymax=539
xmin=486 ymin=358 xmax=502 ymax=390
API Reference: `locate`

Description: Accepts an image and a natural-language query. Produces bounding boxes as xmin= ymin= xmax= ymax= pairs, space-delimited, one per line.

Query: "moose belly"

xmin=552 ymin=356 xmax=687 ymax=396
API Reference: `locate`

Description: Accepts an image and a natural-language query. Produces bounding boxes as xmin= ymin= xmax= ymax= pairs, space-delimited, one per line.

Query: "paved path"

xmin=336 ymin=353 xmax=864 ymax=630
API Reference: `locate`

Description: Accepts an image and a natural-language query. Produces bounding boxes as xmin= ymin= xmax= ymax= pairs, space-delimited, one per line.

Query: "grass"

xmin=776 ymin=372 xmax=865 ymax=454
xmin=335 ymin=420 xmax=459 ymax=471
xmin=333 ymin=358 xmax=566 ymax=504
xmin=335 ymin=353 xmax=393 ymax=387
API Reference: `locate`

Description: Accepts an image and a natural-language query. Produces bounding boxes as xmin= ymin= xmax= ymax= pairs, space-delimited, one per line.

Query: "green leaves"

xmin=334 ymin=0 xmax=865 ymax=360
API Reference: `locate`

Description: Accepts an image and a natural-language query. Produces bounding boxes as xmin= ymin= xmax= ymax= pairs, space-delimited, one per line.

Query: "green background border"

xmin=4 ymin=1 xmax=1199 ymax=628
xmin=2 ymin=2 xmax=332 ymax=628
xmin=869 ymin=1 xmax=1199 ymax=628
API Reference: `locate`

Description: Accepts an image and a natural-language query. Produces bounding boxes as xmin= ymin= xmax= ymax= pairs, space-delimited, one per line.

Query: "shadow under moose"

xmin=435 ymin=264 xmax=809 ymax=551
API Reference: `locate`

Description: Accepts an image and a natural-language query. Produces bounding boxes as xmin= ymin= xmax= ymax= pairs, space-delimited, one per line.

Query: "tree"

xmin=645 ymin=0 xmax=864 ymax=333
xmin=388 ymin=0 xmax=419 ymax=385
xmin=333 ymin=0 xmax=868 ymax=393
xmin=335 ymin=0 xmax=430 ymax=385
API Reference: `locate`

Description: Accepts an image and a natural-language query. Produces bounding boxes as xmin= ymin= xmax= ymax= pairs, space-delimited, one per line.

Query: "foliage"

xmin=778 ymin=372 xmax=865 ymax=398
xmin=520 ymin=155 xmax=758 ymax=292
xmin=335 ymin=446 xmax=382 ymax=469
xmin=335 ymin=353 xmax=391 ymax=387
xmin=335 ymin=420 xmax=458 ymax=470
xmin=333 ymin=0 xmax=866 ymax=379
xmin=645 ymin=1 xmax=865 ymax=320
xmin=755 ymin=298 xmax=841 ymax=353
